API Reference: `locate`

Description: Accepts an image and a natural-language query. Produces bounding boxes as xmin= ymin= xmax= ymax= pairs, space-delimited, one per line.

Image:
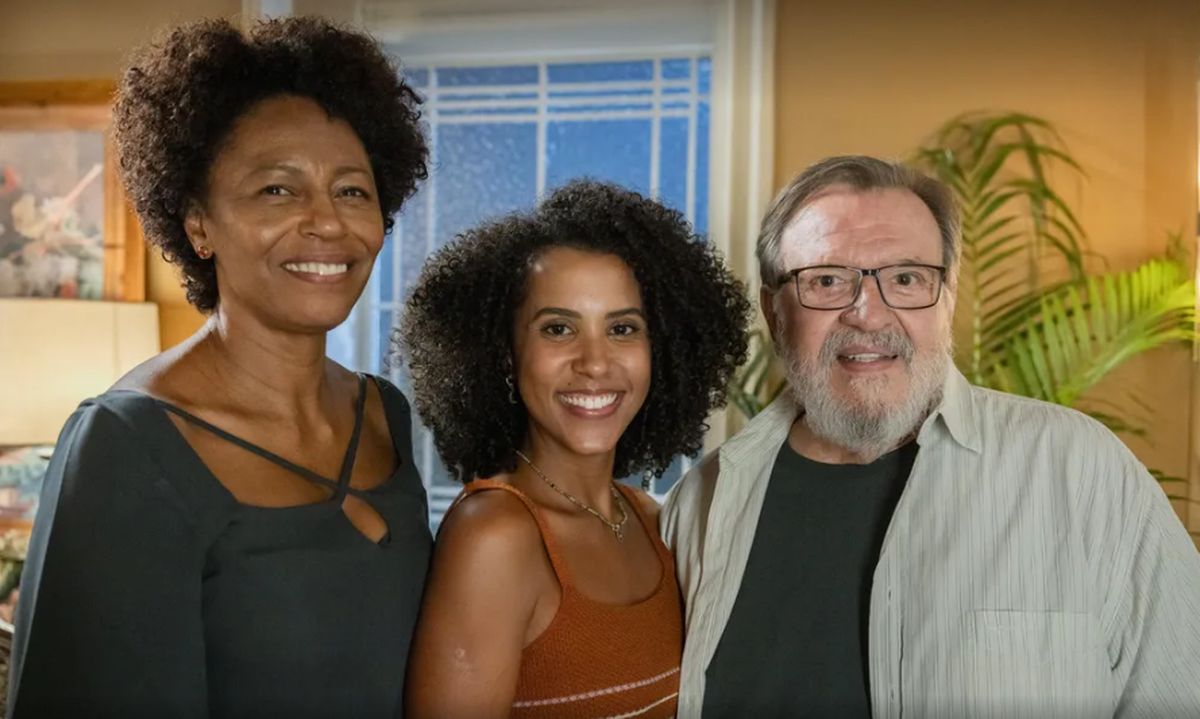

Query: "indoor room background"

xmin=1 ymin=0 xmax=1197 ymax=537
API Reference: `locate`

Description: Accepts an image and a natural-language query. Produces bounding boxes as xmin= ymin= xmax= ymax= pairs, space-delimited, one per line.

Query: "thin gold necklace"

xmin=515 ymin=450 xmax=628 ymax=541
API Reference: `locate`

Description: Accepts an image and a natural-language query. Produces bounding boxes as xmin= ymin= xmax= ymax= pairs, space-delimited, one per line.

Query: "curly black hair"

xmin=398 ymin=180 xmax=751 ymax=482
xmin=113 ymin=16 xmax=428 ymax=312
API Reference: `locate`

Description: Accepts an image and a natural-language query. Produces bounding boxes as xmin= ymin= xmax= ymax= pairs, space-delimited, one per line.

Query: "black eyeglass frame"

xmin=776 ymin=263 xmax=949 ymax=310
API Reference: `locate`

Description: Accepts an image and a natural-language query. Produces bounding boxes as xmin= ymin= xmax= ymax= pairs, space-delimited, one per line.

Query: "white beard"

xmin=779 ymin=323 xmax=951 ymax=461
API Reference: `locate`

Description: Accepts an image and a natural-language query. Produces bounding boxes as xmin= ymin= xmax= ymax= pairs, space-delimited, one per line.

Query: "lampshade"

xmin=0 ymin=298 xmax=159 ymax=446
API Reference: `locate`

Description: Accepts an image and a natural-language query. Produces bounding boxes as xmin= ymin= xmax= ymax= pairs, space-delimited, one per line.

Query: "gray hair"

xmin=756 ymin=155 xmax=961 ymax=290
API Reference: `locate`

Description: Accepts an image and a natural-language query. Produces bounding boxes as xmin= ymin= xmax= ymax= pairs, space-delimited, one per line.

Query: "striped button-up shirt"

xmin=661 ymin=367 xmax=1200 ymax=718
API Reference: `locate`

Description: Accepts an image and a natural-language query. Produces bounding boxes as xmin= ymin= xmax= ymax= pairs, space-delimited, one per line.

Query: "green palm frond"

xmin=914 ymin=113 xmax=1196 ymax=462
xmin=982 ymin=258 xmax=1196 ymax=422
xmin=913 ymin=112 xmax=1089 ymax=384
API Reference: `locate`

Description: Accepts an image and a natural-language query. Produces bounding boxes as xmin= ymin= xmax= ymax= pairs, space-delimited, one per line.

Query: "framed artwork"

xmin=0 ymin=81 xmax=144 ymax=301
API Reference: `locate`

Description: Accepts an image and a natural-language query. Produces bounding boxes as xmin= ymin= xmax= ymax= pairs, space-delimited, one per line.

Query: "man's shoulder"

xmin=689 ymin=445 xmax=723 ymax=476
xmin=663 ymin=447 xmax=721 ymax=515
xmin=967 ymin=383 xmax=1117 ymax=447
xmin=963 ymin=383 xmax=1149 ymax=494
xmin=665 ymin=397 xmax=796 ymax=524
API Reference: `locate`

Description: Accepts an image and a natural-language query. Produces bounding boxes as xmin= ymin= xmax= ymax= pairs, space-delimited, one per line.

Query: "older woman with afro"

xmin=401 ymin=180 xmax=750 ymax=719
xmin=9 ymin=16 xmax=432 ymax=718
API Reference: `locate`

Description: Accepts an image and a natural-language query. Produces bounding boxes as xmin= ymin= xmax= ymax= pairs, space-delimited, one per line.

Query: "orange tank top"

xmin=449 ymin=479 xmax=682 ymax=719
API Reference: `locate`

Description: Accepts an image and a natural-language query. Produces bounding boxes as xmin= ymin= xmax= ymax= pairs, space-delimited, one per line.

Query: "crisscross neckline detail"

xmin=153 ymin=374 xmax=371 ymax=502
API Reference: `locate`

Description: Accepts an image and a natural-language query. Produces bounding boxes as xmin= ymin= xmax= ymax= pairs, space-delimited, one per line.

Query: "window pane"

xmin=695 ymin=99 xmax=710 ymax=235
xmin=435 ymin=123 xmax=538 ymax=243
xmin=326 ymin=314 xmax=357 ymax=369
xmin=549 ymin=88 xmax=653 ymax=99
xmin=377 ymin=229 xmax=395 ymax=304
xmin=376 ymin=308 xmax=394 ymax=368
xmin=398 ymin=187 xmax=432 ymax=301
xmin=439 ymin=91 xmax=539 ymax=101
xmin=548 ymin=60 xmax=653 ymax=83
xmin=697 ymin=57 xmax=712 ymax=94
xmin=437 ymin=64 xmax=538 ymax=86
xmin=661 ymin=58 xmax=692 ymax=80
xmin=402 ymin=67 xmax=429 ymax=87
xmin=546 ymin=119 xmax=652 ymax=197
xmin=659 ymin=117 xmax=689 ymax=216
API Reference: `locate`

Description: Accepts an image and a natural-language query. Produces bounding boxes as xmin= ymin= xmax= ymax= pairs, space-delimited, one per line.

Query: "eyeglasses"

xmin=777 ymin=264 xmax=948 ymax=310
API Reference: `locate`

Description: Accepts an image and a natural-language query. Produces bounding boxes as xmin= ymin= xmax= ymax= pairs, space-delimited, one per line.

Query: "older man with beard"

xmin=662 ymin=155 xmax=1200 ymax=719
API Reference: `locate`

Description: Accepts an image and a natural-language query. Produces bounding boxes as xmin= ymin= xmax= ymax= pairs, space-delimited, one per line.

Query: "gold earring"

xmin=196 ymin=246 xmax=212 ymax=260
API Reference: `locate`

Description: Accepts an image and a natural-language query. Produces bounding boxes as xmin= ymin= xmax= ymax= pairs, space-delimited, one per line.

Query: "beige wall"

xmin=0 ymin=0 xmax=239 ymax=81
xmin=0 ymin=0 xmax=239 ymax=348
xmin=773 ymin=0 xmax=1200 ymax=518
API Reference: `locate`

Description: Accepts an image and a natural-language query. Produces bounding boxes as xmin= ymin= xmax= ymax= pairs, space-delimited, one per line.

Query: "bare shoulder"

xmin=422 ymin=483 xmax=558 ymax=634
xmin=434 ymin=484 xmax=546 ymax=570
xmin=110 ymin=331 xmax=206 ymax=398
xmin=110 ymin=351 xmax=181 ymax=395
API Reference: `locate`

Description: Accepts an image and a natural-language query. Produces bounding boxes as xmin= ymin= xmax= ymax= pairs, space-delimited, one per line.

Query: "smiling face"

xmin=511 ymin=247 xmax=652 ymax=463
xmin=763 ymin=185 xmax=955 ymax=457
xmin=184 ymin=94 xmax=384 ymax=332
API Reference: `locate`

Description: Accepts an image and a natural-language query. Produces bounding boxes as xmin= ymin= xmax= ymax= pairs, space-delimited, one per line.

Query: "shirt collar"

xmin=917 ymin=364 xmax=982 ymax=453
xmin=719 ymin=390 xmax=799 ymax=467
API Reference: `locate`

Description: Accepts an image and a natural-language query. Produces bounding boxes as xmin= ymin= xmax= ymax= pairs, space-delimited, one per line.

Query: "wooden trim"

xmin=101 ymin=133 xmax=145 ymax=302
xmin=0 ymin=80 xmax=116 ymax=108
xmin=0 ymin=105 xmax=109 ymax=131
xmin=121 ymin=203 xmax=146 ymax=302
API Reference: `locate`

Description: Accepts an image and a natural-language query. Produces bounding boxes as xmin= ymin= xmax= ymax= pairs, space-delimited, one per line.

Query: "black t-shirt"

xmin=702 ymin=438 xmax=917 ymax=719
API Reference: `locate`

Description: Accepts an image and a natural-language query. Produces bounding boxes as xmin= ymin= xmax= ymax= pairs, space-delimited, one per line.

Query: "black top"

xmin=8 ymin=375 xmax=433 ymax=719
xmin=702 ymin=439 xmax=917 ymax=719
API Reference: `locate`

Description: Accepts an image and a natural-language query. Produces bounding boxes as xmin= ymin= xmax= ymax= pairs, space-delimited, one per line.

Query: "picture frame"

xmin=0 ymin=80 xmax=144 ymax=301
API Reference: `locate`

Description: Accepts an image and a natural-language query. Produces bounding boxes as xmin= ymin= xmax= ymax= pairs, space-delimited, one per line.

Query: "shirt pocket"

xmin=964 ymin=609 xmax=1111 ymax=719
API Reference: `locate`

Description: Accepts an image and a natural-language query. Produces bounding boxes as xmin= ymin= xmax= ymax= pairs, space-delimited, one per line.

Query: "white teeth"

xmin=284 ymin=262 xmax=349 ymax=276
xmin=560 ymin=393 xmax=618 ymax=410
xmin=845 ymin=353 xmax=888 ymax=362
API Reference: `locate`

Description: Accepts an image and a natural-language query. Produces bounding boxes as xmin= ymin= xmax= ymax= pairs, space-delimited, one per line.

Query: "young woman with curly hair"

xmin=401 ymin=180 xmax=750 ymax=719
xmin=10 ymin=17 xmax=431 ymax=718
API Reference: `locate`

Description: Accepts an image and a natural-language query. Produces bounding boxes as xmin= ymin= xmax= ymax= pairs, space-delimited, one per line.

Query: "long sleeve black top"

xmin=8 ymin=375 xmax=432 ymax=718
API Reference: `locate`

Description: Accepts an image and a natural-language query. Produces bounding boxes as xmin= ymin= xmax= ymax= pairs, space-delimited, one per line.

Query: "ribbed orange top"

xmin=450 ymin=479 xmax=682 ymax=719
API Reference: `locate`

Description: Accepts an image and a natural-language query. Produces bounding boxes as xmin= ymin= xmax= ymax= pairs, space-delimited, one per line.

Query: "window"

xmin=329 ymin=49 xmax=713 ymax=523
xmin=326 ymin=0 xmax=799 ymax=527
